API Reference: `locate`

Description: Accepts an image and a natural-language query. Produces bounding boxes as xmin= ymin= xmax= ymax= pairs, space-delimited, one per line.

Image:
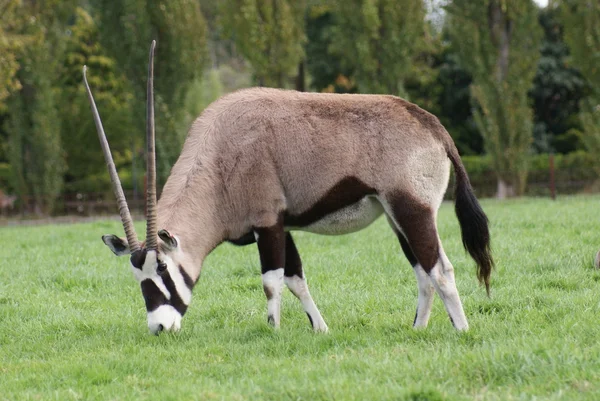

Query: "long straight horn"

xmin=83 ymin=66 xmax=140 ymax=253
xmin=145 ymin=40 xmax=158 ymax=251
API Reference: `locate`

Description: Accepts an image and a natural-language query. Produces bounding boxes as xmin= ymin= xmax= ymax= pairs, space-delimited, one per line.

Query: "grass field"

xmin=1 ymin=195 xmax=600 ymax=400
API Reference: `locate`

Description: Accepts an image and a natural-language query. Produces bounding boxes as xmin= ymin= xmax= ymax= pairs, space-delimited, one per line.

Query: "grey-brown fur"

xmin=96 ymin=81 xmax=493 ymax=333
xmin=158 ymin=88 xmax=465 ymax=275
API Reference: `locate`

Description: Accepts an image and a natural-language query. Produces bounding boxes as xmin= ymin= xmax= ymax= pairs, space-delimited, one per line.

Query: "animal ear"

xmin=158 ymin=229 xmax=178 ymax=249
xmin=102 ymin=235 xmax=131 ymax=256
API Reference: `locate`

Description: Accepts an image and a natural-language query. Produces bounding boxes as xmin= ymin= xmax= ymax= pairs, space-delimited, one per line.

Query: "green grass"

xmin=1 ymin=195 xmax=600 ymax=400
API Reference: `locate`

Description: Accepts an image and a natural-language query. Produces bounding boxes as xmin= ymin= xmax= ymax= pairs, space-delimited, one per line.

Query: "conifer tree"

xmin=447 ymin=0 xmax=542 ymax=197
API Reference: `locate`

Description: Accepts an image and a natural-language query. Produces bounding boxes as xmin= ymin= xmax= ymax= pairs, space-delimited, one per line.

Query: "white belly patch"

xmin=287 ymin=196 xmax=384 ymax=235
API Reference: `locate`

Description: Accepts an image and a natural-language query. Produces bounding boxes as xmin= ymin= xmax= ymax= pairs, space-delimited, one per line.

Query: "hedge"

xmin=457 ymin=151 xmax=599 ymax=198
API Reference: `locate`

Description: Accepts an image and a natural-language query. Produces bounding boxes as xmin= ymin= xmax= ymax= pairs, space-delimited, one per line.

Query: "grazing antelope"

xmin=84 ymin=42 xmax=493 ymax=335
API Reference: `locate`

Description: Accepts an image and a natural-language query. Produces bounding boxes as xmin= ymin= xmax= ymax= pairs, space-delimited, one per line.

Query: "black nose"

xmin=158 ymin=324 xmax=164 ymax=332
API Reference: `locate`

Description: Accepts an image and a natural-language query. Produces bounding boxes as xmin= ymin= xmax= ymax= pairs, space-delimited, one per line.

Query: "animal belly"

xmin=287 ymin=197 xmax=384 ymax=235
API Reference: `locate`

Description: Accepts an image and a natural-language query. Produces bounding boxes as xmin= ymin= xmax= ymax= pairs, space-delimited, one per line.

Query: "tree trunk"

xmin=496 ymin=178 xmax=515 ymax=199
xmin=295 ymin=60 xmax=305 ymax=92
xmin=488 ymin=0 xmax=511 ymax=83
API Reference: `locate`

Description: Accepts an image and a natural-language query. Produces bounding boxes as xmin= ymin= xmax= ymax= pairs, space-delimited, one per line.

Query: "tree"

xmin=60 ymin=8 xmax=134 ymax=193
xmin=330 ymin=0 xmax=426 ymax=96
xmin=447 ymin=0 xmax=542 ymax=197
xmin=91 ymin=0 xmax=208 ymax=182
xmin=219 ymin=0 xmax=306 ymax=88
xmin=305 ymin=4 xmax=356 ymax=93
xmin=530 ymin=5 xmax=588 ymax=154
xmin=0 ymin=0 xmax=23 ymax=113
xmin=4 ymin=0 xmax=76 ymax=214
xmin=561 ymin=0 xmax=600 ymax=176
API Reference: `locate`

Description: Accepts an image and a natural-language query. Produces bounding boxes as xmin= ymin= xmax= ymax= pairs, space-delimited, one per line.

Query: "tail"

xmin=447 ymin=146 xmax=494 ymax=295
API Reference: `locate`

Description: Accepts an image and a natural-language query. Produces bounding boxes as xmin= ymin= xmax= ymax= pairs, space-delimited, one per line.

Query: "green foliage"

xmin=91 ymin=0 xmax=208 ymax=182
xmin=459 ymin=151 xmax=599 ymax=198
xmin=305 ymin=5 xmax=356 ymax=93
xmin=0 ymin=0 xmax=24 ymax=113
xmin=3 ymin=197 xmax=600 ymax=399
xmin=330 ymin=0 xmax=426 ymax=96
xmin=4 ymin=0 xmax=77 ymax=213
xmin=530 ymin=6 xmax=589 ymax=154
xmin=561 ymin=0 xmax=600 ymax=176
xmin=60 ymin=8 xmax=135 ymax=194
xmin=448 ymin=0 xmax=543 ymax=196
xmin=219 ymin=0 xmax=306 ymax=87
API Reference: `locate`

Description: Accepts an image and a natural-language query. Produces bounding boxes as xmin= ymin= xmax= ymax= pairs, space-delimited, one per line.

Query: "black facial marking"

xmin=140 ymin=279 xmax=167 ymax=312
xmin=157 ymin=261 xmax=168 ymax=274
xmin=283 ymin=177 xmax=376 ymax=228
xmin=160 ymin=271 xmax=189 ymax=316
xmin=130 ymin=249 xmax=147 ymax=270
xmin=306 ymin=312 xmax=314 ymax=328
xmin=178 ymin=265 xmax=195 ymax=289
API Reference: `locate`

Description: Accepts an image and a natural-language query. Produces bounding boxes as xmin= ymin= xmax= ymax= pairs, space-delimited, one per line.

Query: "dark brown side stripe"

xmin=284 ymin=177 xmax=376 ymax=228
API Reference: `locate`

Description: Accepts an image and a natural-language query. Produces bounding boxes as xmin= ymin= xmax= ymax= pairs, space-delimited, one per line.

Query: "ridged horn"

xmin=83 ymin=66 xmax=140 ymax=253
xmin=145 ymin=40 xmax=158 ymax=251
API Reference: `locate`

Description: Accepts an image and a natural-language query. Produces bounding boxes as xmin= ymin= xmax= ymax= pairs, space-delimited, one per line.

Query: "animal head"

xmin=84 ymin=41 xmax=193 ymax=334
xmin=102 ymin=229 xmax=194 ymax=334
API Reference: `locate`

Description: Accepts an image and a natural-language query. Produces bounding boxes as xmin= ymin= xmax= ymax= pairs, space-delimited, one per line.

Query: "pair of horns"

xmin=83 ymin=41 xmax=158 ymax=252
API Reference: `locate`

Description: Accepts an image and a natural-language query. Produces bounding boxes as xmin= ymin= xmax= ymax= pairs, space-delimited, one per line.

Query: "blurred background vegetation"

xmin=0 ymin=0 xmax=599 ymax=215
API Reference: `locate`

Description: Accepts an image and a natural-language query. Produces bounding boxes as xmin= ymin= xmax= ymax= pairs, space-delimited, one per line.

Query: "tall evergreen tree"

xmin=330 ymin=0 xmax=426 ymax=96
xmin=561 ymin=0 xmax=600 ymax=176
xmin=530 ymin=5 xmax=588 ymax=154
xmin=60 ymin=8 xmax=134 ymax=193
xmin=219 ymin=0 xmax=306 ymax=88
xmin=91 ymin=0 xmax=208 ymax=182
xmin=0 ymin=0 xmax=23 ymax=113
xmin=447 ymin=0 xmax=542 ymax=197
xmin=5 ymin=0 xmax=75 ymax=214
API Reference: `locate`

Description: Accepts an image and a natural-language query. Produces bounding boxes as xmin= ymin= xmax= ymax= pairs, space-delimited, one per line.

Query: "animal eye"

xmin=157 ymin=262 xmax=168 ymax=274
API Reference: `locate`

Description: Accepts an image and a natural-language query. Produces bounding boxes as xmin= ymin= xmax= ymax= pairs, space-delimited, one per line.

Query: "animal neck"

xmin=156 ymin=184 xmax=225 ymax=282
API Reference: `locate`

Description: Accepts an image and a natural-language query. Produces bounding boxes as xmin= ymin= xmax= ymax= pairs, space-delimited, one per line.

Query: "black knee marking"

xmin=449 ymin=315 xmax=456 ymax=328
xmin=267 ymin=315 xmax=275 ymax=325
xmin=413 ymin=309 xmax=418 ymax=326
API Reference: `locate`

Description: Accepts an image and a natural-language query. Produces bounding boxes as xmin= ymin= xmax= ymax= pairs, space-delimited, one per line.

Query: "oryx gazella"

xmin=84 ymin=42 xmax=493 ymax=335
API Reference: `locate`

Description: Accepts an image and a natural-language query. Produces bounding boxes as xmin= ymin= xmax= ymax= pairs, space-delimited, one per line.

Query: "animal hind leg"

xmin=382 ymin=193 xmax=468 ymax=330
xmin=386 ymin=216 xmax=435 ymax=328
xmin=284 ymin=233 xmax=328 ymax=332
xmin=254 ymin=217 xmax=286 ymax=328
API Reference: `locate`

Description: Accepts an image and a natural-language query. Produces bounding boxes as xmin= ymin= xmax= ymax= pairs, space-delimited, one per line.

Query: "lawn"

xmin=1 ymin=195 xmax=599 ymax=400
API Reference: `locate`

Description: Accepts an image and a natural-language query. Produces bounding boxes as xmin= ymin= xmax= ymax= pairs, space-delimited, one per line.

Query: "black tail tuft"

xmin=448 ymin=149 xmax=494 ymax=295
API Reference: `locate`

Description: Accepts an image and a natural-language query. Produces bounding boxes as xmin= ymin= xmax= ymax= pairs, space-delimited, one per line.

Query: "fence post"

xmin=549 ymin=153 xmax=556 ymax=200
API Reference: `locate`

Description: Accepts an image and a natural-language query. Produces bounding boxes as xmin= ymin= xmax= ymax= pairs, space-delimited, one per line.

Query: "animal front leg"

xmin=283 ymin=233 xmax=328 ymax=332
xmin=255 ymin=218 xmax=286 ymax=328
